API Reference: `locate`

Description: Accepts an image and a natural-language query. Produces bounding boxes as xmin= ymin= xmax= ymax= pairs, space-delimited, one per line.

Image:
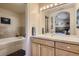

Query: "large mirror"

xmin=55 ymin=12 xmax=70 ymax=35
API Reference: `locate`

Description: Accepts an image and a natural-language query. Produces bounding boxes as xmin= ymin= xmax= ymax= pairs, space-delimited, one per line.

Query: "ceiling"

xmin=0 ymin=3 xmax=25 ymax=14
xmin=0 ymin=3 xmax=51 ymax=14
xmin=0 ymin=3 xmax=72 ymax=14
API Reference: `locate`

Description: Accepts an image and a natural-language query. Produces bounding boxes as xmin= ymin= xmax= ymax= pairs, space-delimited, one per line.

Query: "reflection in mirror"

xmin=55 ymin=12 xmax=70 ymax=35
xmin=77 ymin=9 xmax=79 ymax=28
xmin=51 ymin=17 xmax=53 ymax=33
xmin=45 ymin=16 xmax=49 ymax=33
xmin=32 ymin=27 xmax=36 ymax=36
xmin=42 ymin=28 xmax=44 ymax=34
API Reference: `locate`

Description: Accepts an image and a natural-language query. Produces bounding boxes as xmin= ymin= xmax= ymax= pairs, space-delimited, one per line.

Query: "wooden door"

xmin=32 ymin=43 xmax=40 ymax=56
xmin=40 ymin=45 xmax=54 ymax=56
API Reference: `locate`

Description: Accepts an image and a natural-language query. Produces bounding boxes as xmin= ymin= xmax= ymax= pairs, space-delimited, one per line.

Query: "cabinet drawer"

xmin=56 ymin=49 xmax=79 ymax=56
xmin=32 ymin=39 xmax=54 ymax=47
xmin=56 ymin=42 xmax=79 ymax=54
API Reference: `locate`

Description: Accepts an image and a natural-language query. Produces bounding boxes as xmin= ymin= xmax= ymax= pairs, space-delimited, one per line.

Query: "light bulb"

xmin=54 ymin=3 xmax=58 ymax=6
xmin=49 ymin=4 xmax=54 ymax=7
xmin=40 ymin=8 xmax=43 ymax=11
xmin=43 ymin=6 xmax=46 ymax=10
xmin=46 ymin=5 xmax=50 ymax=8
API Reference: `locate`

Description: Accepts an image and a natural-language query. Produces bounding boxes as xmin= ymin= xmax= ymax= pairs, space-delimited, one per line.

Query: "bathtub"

xmin=0 ymin=37 xmax=25 ymax=56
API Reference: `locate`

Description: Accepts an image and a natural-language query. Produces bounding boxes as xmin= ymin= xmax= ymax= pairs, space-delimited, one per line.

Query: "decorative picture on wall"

xmin=1 ymin=17 xmax=11 ymax=24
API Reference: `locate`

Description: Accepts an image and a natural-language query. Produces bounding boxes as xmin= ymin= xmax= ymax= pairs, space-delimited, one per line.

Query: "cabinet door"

xmin=40 ymin=45 xmax=54 ymax=56
xmin=32 ymin=43 xmax=40 ymax=56
xmin=56 ymin=49 xmax=79 ymax=56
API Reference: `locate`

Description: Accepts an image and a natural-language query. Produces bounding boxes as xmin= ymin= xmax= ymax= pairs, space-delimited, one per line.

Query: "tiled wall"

xmin=0 ymin=8 xmax=24 ymax=38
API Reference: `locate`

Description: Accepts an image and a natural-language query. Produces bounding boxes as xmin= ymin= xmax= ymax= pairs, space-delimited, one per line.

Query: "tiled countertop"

xmin=0 ymin=36 xmax=25 ymax=50
xmin=0 ymin=36 xmax=25 ymax=56
xmin=31 ymin=34 xmax=79 ymax=45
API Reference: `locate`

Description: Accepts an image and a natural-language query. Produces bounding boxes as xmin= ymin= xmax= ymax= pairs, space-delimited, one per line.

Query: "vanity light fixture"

xmin=49 ymin=4 xmax=54 ymax=7
xmin=58 ymin=3 xmax=62 ymax=4
xmin=46 ymin=5 xmax=50 ymax=8
xmin=54 ymin=3 xmax=58 ymax=6
xmin=40 ymin=8 xmax=43 ymax=11
xmin=40 ymin=6 xmax=46 ymax=11
xmin=43 ymin=6 xmax=46 ymax=10
xmin=40 ymin=3 xmax=63 ymax=11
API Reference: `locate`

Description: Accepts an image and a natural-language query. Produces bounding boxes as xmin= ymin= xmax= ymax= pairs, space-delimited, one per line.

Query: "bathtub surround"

xmin=0 ymin=37 xmax=24 ymax=56
xmin=0 ymin=3 xmax=25 ymax=56
xmin=0 ymin=8 xmax=25 ymax=38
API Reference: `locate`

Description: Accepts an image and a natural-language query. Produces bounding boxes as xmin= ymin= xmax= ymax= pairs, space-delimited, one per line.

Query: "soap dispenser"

xmin=32 ymin=27 xmax=36 ymax=36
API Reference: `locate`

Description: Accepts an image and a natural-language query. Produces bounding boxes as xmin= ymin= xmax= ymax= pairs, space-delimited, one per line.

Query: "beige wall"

xmin=27 ymin=3 xmax=40 ymax=36
xmin=19 ymin=14 xmax=25 ymax=36
xmin=39 ymin=11 xmax=45 ymax=34
xmin=24 ymin=4 xmax=41 ymax=55
xmin=0 ymin=8 xmax=24 ymax=38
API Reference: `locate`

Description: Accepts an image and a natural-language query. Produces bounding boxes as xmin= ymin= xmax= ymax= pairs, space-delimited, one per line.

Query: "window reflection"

xmin=55 ymin=12 xmax=70 ymax=35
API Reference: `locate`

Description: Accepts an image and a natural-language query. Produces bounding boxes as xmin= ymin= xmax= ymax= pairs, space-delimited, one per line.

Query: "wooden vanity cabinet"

xmin=31 ymin=38 xmax=79 ymax=56
xmin=56 ymin=42 xmax=79 ymax=54
xmin=55 ymin=42 xmax=79 ymax=56
xmin=56 ymin=49 xmax=79 ymax=56
xmin=31 ymin=38 xmax=54 ymax=56
xmin=40 ymin=45 xmax=54 ymax=56
xmin=32 ymin=43 xmax=40 ymax=56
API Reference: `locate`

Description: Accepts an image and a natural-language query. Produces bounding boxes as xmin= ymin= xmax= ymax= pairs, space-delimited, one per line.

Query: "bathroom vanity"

xmin=31 ymin=35 xmax=79 ymax=56
xmin=0 ymin=37 xmax=24 ymax=56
